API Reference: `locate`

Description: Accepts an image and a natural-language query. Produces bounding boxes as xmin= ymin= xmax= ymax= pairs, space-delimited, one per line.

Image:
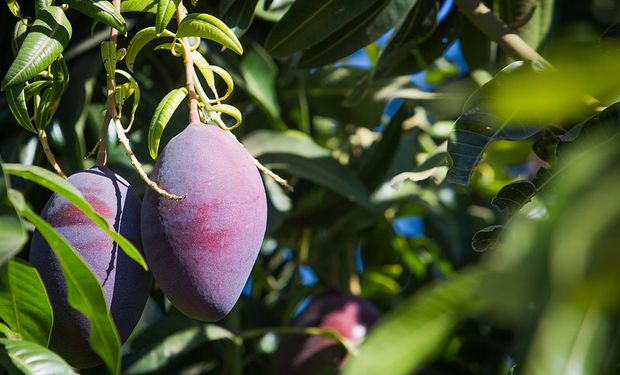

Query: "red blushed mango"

xmin=272 ymin=291 xmax=380 ymax=375
xmin=29 ymin=167 xmax=152 ymax=369
xmin=141 ymin=123 xmax=267 ymax=321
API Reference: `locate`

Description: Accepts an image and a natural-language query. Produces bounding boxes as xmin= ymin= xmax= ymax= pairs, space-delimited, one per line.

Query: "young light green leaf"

xmin=1 ymin=163 xmax=148 ymax=270
xmin=0 ymin=259 xmax=53 ymax=347
xmin=155 ymin=0 xmax=179 ymax=34
xmin=148 ymin=87 xmax=188 ymax=159
xmin=2 ymin=6 xmax=72 ymax=90
xmin=6 ymin=84 xmax=36 ymax=134
xmin=125 ymin=26 xmax=175 ymax=72
xmin=0 ymin=338 xmax=76 ymax=375
xmin=176 ymin=13 xmax=243 ymax=55
xmin=343 ymin=270 xmax=485 ymax=375
xmin=23 ymin=80 xmax=51 ymax=101
xmin=264 ymin=0 xmax=377 ymax=57
xmin=209 ymin=104 xmax=242 ymax=130
xmin=64 ymin=0 xmax=126 ymax=33
xmin=7 ymin=191 xmax=120 ymax=375
xmin=191 ymin=52 xmax=234 ymax=101
xmin=115 ymin=69 xmax=140 ymax=131
xmin=101 ymin=41 xmax=117 ymax=77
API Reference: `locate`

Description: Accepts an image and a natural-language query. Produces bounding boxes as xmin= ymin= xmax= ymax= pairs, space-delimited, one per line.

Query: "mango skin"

xmin=141 ymin=123 xmax=267 ymax=321
xmin=272 ymin=291 xmax=380 ymax=375
xmin=29 ymin=167 xmax=152 ymax=369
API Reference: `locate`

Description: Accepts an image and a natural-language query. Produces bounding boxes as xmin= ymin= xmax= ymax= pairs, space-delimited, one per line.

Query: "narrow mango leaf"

xmin=120 ymin=0 xmax=157 ymax=13
xmin=191 ymin=52 xmax=233 ymax=101
xmin=343 ymin=269 xmax=485 ymax=375
xmin=264 ymin=0 xmax=377 ymax=57
xmin=0 ymin=322 xmax=17 ymax=339
xmin=64 ymin=0 xmax=126 ymax=33
xmin=0 ymin=167 xmax=27 ymax=267
xmin=126 ymin=27 xmax=175 ymax=72
xmin=6 ymin=84 xmax=36 ymax=133
xmin=240 ymin=43 xmax=280 ymax=123
xmin=23 ymin=80 xmax=51 ymax=101
xmin=2 ymin=6 xmax=72 ymax=90
xmin=0 ymin=339 xmax=76 ymax=375
xmin=148 ymin=87 xmax=188 ymax=159
xmin=115 ymin=69 xmax=140 ymax=130
xmin=243 ymin=130 xmax=372 ymax=208
xmin=1 ymin=163 xmax=147 ymax=270
xmin=0 ymin=259 xmax=53 ymax=346
xmin=176 ymin=13 xmax=243 ymax=55
xmin=7 ymin=191 xmax=120 ymax=375
xmin=209 ymin=104 xmax=242 ymax=130
xmin=223 ymin=0 xmax=258 ymax=32
xmin=155 ymin=0 xmax=179 ymax=34
xmin=298 ymin=0 xmax=415 ymax=68
xmin=11 ymin=21 xmax=28 ymax=57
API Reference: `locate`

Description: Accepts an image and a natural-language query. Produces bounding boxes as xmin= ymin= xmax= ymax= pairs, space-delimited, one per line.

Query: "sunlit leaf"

xmin=0 ymin=339 xmax=76 ymax=375
xmin=64 ymin=0 xmax=126 ymax=33
xmin=126 ymin=27 xmax=175 ymax=72
xmin=239 ymin=43 xmax=280 ymax=123
xmin=7 ymin=190 xmax=120 ymax=375
xmin=2 ymin=163 xmax=148 ymax=270
xmin=0 ymin=260 xmax=53 ymax=346
xmin=148 ymin=87 xmax=188 ymax=159
xmin=176 ymin=13 xmax=243 ymax=55
xmin=120 ymin=0 xmax=157 ymax=13
xmin=155 ymin=0 xmax=179 ymax=34
xmin=2 ymin=6 xmax=72 ymax=90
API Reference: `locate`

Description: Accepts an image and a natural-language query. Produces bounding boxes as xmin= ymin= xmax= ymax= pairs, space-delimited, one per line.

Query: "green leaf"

xmin=223 ymin=0 xmax=258 ymax=32
xmin=298 ymin=0 xmax=415 ymax=68
xmin=11 ymin=21 xmax=28 ymax=57
xmin=7 ymin=192 xmax=121 ymax=375
xmin=115 ymin=69 xmax=140 ymax=130
xmin=0 ymin=167 xmax=27 ymax=268
xmin=1 ymin=163 xmax=148 ymax=270
xmin=239 ymin=43 xmax=280 ymax=122
xmin=148 ymin=87 xmax=188 ymax=159
xmin=2 ymin=6 xmax=72 ymax=90
xmin=492 ymin=180 xmax=537 ymax=216
xmin=191 ymin=52 xmax=234 ymax=101
xmin=155 ymin=0 xmax=179 ymax=34
xmin=120 ymin=0 xmax=157 ymax=13
xmin=471 ymin=225 xmax=503 ymax=253
xmin=125 ymin=27 xmax=175 ymax=72
xmin=0 ymin=260 xmax=53 ymax=346
xmin=7 ymin=0 xmax=22 ymax=18
xmin=243 ymin=130 xmax=372 ymax=208
xmin=343 ymin=269 xmax=485 ymax=375
xmin=209 ymin=104 xmax=242 ymax=129
xmin=264 ymin=0 xmax=378 ymax=57
xmin=176 ymin=13 xmax=243 ymax=55
xmin=64 ymin=0 xmax=126 ymax=33
xmin=5 ymin=84 xmax=36 ymax=134
xmin=0 ymin=339 xmax=76 ymax=375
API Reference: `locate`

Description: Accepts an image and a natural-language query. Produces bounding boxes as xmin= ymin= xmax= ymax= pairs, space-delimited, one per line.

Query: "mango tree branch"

xmin=454 ymin=0 xmax=550 ymax=66
xmin=176 ymin=2 xmax=200 ymax=124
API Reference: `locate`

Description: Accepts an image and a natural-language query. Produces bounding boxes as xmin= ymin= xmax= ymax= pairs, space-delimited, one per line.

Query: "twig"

xmin=37 ymin=129 xmax=67 ymax=178
xmin=102 ymin=0 xmax=183 ymax=200
xmin=454 ymin=0 xmax=550 ymax=66
xmin=190 ymin=65 xmax=293 ymax=192
xmin=176 ymin=2 xmax=200 ymax=124
xmin=112 ymin=119 xmax=186 ymax=200
xmin=96 ymin=0 xmax=121 ymax=166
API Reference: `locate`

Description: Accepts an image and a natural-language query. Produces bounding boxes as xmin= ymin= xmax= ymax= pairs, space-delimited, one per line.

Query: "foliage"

xmin=1 ymin=0 xmax=620 ymax=374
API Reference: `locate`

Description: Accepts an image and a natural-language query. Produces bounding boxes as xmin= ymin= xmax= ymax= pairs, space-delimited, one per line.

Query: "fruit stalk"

xmin=176 ymin=2 xmax=200 ymax=124
xmin=37 ymin=128 xmax=66 ymax=178
xmin=97 ymin=0 xmax=121 ymax=166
